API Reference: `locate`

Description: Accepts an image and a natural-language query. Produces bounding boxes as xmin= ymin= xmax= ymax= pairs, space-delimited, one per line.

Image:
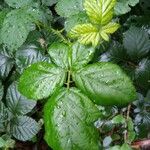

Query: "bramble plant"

xmin=0 ymin=0 xmax=150 ymax=149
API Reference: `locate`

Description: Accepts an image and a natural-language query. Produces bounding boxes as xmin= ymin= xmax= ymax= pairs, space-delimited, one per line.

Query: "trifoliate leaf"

xmin=16 ymin=44 xmax=51 ymax=73
xmin=48 ymin=42 xmax=70 ymax=69
xmin=84 ymin=0 xmax=116 ymax=25
xmin=11 ymin=116 xmax=40 ymax=141
xmin=44 ymin=87 xmax=100 ymax=150
xmin=19 ymin=62 xmax=67 ymax=100
xmin=6 ymin=82 xmax=36 ymax=115
xmin=56 ymin=0 xmax=84 ymax=18
xmin=71 ymin=42 xmax=95 ymax=70
xmin=73 ymin=63 xmax=136 ymax=106
xmin=114 ymin=0 xmax=139 ymax=15
xmin=5 ymin=0 xmax=32 ymax=8
xmin=0 ymin=48 xmax=14 ymax=80
xmin=123 ymin=27 xmax=150 ymax=60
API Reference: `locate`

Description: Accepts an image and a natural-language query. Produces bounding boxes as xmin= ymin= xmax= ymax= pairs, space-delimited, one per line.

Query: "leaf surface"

xmin=44 ymin=87 xmax=100 ymax=150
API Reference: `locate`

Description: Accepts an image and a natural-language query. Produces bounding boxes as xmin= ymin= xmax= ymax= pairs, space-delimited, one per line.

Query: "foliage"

xmin=0 ymin=0 xmax=149 ymax=149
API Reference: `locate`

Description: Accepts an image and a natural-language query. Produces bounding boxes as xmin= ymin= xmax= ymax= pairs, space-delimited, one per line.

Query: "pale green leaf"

xmin=44 ymin=87 xmax=100 ymax=150
xmin=112 ymin=115 xmax=126 ymax=124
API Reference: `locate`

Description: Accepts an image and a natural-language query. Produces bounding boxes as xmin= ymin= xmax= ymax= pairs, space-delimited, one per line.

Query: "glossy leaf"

xmin=48 ymin=42 xmax=70 ymax=69
xmin=0 ymin=48 xmax=14 ymax=79
xmin=15 ymin=44 xmax=51 ymax=73
xmin=6 ymin=82 xmax=36 ymax=115
xmin=56 ymin=0 xmax=84 ymax=18
xmin=115 ymin=0 xmax=139 ymax=15
xmin=71 ymin=42 xmax=95 ymax=70
xmin=84 ymin=0 xmax=116 ymax=25
xmin=0 ymin=81 xmax=3 ymax=101
xmin=11 ymin=116 xmax=40 ymax=141
xmin=123 ymin=27 xmax=150 ymax=60
xmin=19 ymin=62 xmax=66 ymax=100
xmin=44 ymin=87 xmax=100 ymax=150
xmin=73 ymin=63 xmax=136 ymax=106
xmin=5 ymin=0 xmax=32 ymax=8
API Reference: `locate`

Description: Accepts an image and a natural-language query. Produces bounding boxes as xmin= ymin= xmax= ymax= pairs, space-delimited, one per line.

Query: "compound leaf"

xmin=19 ymin=62 xmax=66 ymax=100
xmin=44 ymin=87 xmax=100 ymax=150
xmin=73 ymin=63 xmax=136 ymax=106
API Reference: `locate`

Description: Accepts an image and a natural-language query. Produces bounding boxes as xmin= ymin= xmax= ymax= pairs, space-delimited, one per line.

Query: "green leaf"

xmin=11 ymin=116 xmax=40 ymax=141
xmin=0 ymin=81 xmax=3 ymax=101
xmin=84 ymin=0 xmax=116 ymax=25
xmin=65 ymin=12 xmax=89 ymax=32
xmin=0 ymin=137 xmax=5 ymax=148
xmin=5 ymin=0 xmax=32 ymax=8
xmin=56 ymin=0 xmax=84 ymax=18
xmin=6 ymin=82 xmax=36 ymax=115
xmin=135 ymin=58 xmax=150 ymax=90
xmin=0 ymin=9 xmax=8 ymax=29
xmin=44 ymin=87 xmax=100 ymax=150
xmin=112 ymin=115 xmax=126 ymax=124
xmin=123 ymin=27 xmax=150 ymax=60
xmin=0 ymin=9 xmax=35 ymax=51
xmin=121 ymin=143 xmax=132 ymax=150
xmin=42 ymin=0 xmax=58 ymax=6
xmin=16 ymin=44 xmax=51 ymax=73
xmin=0 ymin=48 xmax=14 ymax=79
xmin=71 ymin=42 xmax=95 ymax=70
xmin=73 ymin=63 xmax=136 ymax=106
xmin=108 ymin=145 xmax=121 ymax=150
xmin=19 ymin=62 xmax=66 ymax=100
xmin=48 ymin=42 xmax=70 ymax=69
xmin=114 ymin=0 xmax=139 ymax=15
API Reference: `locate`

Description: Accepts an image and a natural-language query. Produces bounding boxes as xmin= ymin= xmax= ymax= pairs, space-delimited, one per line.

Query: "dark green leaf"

xmin=16 ymin=44 xmax=51 ymax=73
xmin=73 ymin=63 xmax=136 ymax=106
xmin=11 ymin=116 xmax=40 ymax=141
xmin=5 ymin=0 xmax=32 ymax=8
xmin=6 ymin=82 xmax=36 ymax=115
xmin=71 ymin=42 xmax=95 ymax=70
xmin=0 ymin=9 xmax=8 ymax=29
xmin=19 ymin=62 xmax=66 ymax=100
xmin=56 ymin=0 xmax=84 ymax=18
xmin=48 ymin=42 xmax=70 ymax=69
xmin=0 ymin=48 xmax=14 ymax=79
xmin=44 ymin=87 xmax=100 ymax=150
xmin=0 ymin=102 xmax=8 ymax=127
xmin=123 ymin=27 xmax=150 ymax=60
xmin=0 ymin=81 xmax=3 ymax=101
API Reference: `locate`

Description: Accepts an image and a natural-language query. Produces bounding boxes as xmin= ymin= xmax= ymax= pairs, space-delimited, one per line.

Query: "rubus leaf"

xmin=48 ymin=42 xmax=70 ymax=69
xmin=123 ymin=26 xmax=150 ymax=60
xmin=71 ymin=42 xmax=95 ymax=70
xmin=15 ymin=44 xmax=51 ymax=73
xmin=73 ymin=63 xmax=136 ymax=106
xmin=0 ymin=47 xmax=14 ymax=80
xmin=44 ymin=87 xmax=100 ymax=150
xmin=6 ymin=82 xmax=36 ymax=115
xmin=84 ymin=0 xmax=116 ymax=25
xmin=56 ymin=0 xmax=84 ymax=18
xmin=135 ymin=58 xmax=150 ymax=90
xmin=11 ymin=116 xmax=40 ymax=141
xmin=114 ymin=0 xmax=139 ymax=16
xmin=19 ymin=62 xmax=66 ymax=100
xmin=5 ymin=0 xmax=32 ymax=8
xmin=0 ymin=81 xmax=3 ymax=101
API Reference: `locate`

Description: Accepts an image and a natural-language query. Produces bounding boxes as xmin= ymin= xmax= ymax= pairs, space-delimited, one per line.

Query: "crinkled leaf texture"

xmin=44 ymin=87 xmax=100 ymax=150
xmin=6 ymin=82 xmax=36 ymax=115
xmin=19 ymin=62 xmax=66 ymax=100
xmin=69 ymin=0 xmax=120 ymax=47
xmin=11 ymin=116 xmax=40 ymax=141
xmin=114 ymin=0 xmax=139 ymax=15
xmin=5 ymin=0 xmax=32 ymax=8
xmin=73 ymin=63 xmax=136 ymax=106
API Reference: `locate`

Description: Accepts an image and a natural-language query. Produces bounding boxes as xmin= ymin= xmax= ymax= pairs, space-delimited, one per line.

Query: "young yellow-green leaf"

xmin=48 ymin=42 xmax=70 ymax=69
xmin=69 ymin=23 xmax=100 ymax=47
xmin=84 ymin=0 xmax=116 ymax=25
xmin=73 ymin=63 xmax=136 ymax=106
xmin=19 ymin=62 xmax=66 ymax=100
xmin=44 ymin=87 xmax=100 ymax=150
